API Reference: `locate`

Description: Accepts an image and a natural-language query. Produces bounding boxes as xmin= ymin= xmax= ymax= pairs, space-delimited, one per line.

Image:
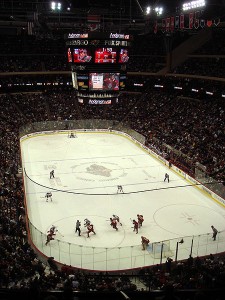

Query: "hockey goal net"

xmin=147 ymin=241 xmax=172 ymax=259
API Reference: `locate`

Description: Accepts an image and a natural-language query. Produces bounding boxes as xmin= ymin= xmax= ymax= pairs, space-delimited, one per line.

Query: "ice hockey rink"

xmin=21 ymin=131 xmax=225 ymax=271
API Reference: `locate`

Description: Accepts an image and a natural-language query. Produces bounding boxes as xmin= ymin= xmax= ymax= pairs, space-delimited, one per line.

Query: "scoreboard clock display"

xmin=94 ymin=48 xmax=117 ymax=63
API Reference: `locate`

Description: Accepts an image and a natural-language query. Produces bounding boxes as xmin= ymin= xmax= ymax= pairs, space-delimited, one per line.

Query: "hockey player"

xmin=75 ymin=220 xmax=81 ymax=236
xmin=69 ymin=132 xmax=76 ymax=138
xmin=84 ymin=218 xmax=91 ymax=227
xmin=137 ymin=214 xmax=144 ymax=228
xmin=211 ymin=225 xmax=218 ymax=241
xmin=117 ymin=185 xmax=124 ymax=193
xmin=45 ymin=192 xmax=52 ymax=202
xmin=164 ymin=173 xmax=169 ymax=183
xmin=110 ymin=218 xmax=118 ymax=231
xmin=45 ymin=232 xmax=55 ymax=246
xmin=45 ymin=225 xmax=57 ymax=246
xmin=50 ymin=170 xmax=55 ymax=179
xmin=113 ymin=214 xmax=122 ymax=226
xmin=133 ymin=219 xmax=138 ymax=234
xmin=87 ymin=223 xmax=96 ymax=238
xmin=141 ymin=236 xmax=150 ymax=250
xmin=49 ymin=225 xmax=57 ymax=235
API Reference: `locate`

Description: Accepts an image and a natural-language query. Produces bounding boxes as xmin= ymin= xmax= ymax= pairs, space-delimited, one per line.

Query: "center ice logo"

xmin=72 ymin=162 xmax=127 ymax=181
xmin=86 ymin=164 xmax=111 ymax=177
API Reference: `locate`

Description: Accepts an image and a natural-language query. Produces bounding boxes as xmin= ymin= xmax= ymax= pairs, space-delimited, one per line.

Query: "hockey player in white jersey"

xmin=117 ymin=185 xmax=124 ymax=193
xmin=164 ymin=173 xmax=169 ymax=183
xmin=84 ymin=218 xmax=91 ymax=227
xmin=50 ymin=170 xmax=55 ymax=179
xmin=45 ymin=192 xmax=52 ymax=202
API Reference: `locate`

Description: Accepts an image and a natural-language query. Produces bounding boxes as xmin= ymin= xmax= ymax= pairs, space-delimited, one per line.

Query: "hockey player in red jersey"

xmin=45 ymin=225 xmax=57 ymax=245
xmin=45 ymin=232 xmax=55 ymax=246
xmin=113 ymin=214 xmax=122 ymax=226
xmin=49 ymin=225 xmax=57 ymax=235
xmin=133 ymin=219 xmax=139 ymax=234
xmin=137 ymin=214 xmax=144 ymax=228
xmin=110 ymin=218 xmax=118 ymax=231
xmin=87 ymin=223 xmax=96 ymax=237
xmin=141 ymin=236 xmax=150 ymax=250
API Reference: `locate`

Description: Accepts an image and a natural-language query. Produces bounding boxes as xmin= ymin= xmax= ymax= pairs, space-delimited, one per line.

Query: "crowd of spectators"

xmin=0 ymin=35 xmax=65 ymax=56
xmin=194 ymin=29 xmax=225 ymax=55
xmin=172 ymin=29 xmax=225 ymax=77
xmin=173 ymin=57 xmax=225 ymax=78
xmin=0 ymin=55 xmax=69 ymax=73
xmin=127 ymin=55 xmax=166 ymax=72
xmin=0 ymin=53 xmax=167 ymax=73
xmin=131 ymin=33 xmax=166 ymax=56
xmin=140 ymin=254 xmax=225 ymax=291
xmin=0 ymin=54 xmax=166 ymax=73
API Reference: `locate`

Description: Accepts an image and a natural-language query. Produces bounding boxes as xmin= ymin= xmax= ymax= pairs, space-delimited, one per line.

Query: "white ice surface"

xmin=21 ymin=132 xmax=225 ymax=271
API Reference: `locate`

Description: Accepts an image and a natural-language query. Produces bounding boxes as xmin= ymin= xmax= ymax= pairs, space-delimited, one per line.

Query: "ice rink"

xmin=21 ymin=131 xmax=225 ymax=271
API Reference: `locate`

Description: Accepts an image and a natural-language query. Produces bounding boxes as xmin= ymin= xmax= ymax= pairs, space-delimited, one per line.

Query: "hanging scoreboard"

xmin=66 ymin=32 xmax=131 ymax=103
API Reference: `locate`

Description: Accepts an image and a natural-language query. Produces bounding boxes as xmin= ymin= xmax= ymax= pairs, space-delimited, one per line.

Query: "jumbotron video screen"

xmin=66 ymin=32 xmax=131 ymax=103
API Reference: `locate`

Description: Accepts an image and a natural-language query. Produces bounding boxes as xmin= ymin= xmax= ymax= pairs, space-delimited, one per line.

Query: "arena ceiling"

xmin=0 ymin=0 xmax=177 ymax=35
xmin=0 ymin=0 xmax=224 ymax=35
xmin=46 ymin=0 xmax=225 ymax=18
xmin=2 ymin=0 xmax=224 ymax=18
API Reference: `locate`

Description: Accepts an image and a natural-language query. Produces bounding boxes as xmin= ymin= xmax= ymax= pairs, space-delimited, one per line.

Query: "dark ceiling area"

xmin=1 ymin=0 xmax=224 ymax=18
xmin=0 ymin=0 xmax=225 ymax=35
xmin=0 ymin=0 xmax=177 ymax=17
